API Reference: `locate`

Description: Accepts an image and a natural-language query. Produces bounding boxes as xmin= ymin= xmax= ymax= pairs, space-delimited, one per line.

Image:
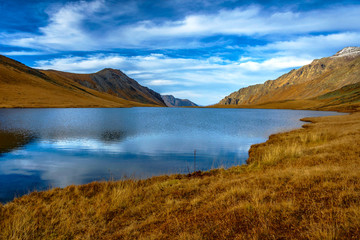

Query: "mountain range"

xmin=0 ymin=55 xmax=166 ymax=108
xmin=217 ymin=47 xmax=360 ymax=111
xmin=1 ymin=47 xmax=359 ymax=110
xmin=161 ymin=95 xmax=198 ymax=107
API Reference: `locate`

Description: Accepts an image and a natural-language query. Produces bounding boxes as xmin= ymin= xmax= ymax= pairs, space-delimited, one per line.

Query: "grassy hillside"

xmin=211 ymin=81 xmax=360 ymax=113
xmin=0 ymin=55 xmax=162 ymax=108
xmin=313 ymin=82 xmax=360 ymax=111
xmin=1 ymin=111 xmax=359 ymax=239
xmin=219 ymin=48 xmax=360 ymax=106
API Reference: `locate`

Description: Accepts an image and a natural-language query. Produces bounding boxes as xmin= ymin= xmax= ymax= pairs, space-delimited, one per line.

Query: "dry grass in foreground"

xmin=1 ymin=113 xmax=360 ymax=239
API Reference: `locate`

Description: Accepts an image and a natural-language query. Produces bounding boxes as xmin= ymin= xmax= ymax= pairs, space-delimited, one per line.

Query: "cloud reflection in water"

xmin=0 ymin=108 xmax=343 ymax=202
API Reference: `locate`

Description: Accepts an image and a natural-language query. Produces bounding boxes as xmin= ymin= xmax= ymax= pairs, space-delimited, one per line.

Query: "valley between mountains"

xmin=1 ymin=47 xmax=359 ymax=111
xmin=0 ymin=55 xmax=196 ymax=108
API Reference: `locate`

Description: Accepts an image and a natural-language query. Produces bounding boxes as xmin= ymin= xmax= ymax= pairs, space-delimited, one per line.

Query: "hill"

xmin=46 ymin=69 xmax=166 ymax=106
xmin=161 ymin=95 xmax=198 ymax=107
xmin=214 ymin=82 xmax=360 ymax=112
xmin=0 ymin=55 xmax=165 ymax=108
xmin=218 ymin=47 xmax=360 ymax=110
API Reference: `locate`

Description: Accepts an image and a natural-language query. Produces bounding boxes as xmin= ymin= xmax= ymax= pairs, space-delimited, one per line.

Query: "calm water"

xmin=0 ymin=108 xmax=341 ymax=202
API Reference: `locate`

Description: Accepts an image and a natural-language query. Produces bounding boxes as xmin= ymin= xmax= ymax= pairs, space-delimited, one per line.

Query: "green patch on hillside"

xmin=316 ymin=82 xmax=360 ymax=103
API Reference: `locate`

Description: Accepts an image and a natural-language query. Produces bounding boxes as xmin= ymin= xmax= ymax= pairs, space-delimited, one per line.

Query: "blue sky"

xmin=1 ymin=0 xmax=360 ymax=105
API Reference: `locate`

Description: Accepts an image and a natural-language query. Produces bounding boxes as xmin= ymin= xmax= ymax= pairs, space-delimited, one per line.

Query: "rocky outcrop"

xmin=332 ymin=47 xmax=360 ymax=58
xmin=219 ymin=47 xmax=360 ymax=105
xmin=161 ymin=95 xmax=198 ymax=107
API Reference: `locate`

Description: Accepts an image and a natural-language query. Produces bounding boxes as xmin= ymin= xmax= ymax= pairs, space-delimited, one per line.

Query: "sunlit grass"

xmin=1 ymin=113 xmax=360 ymax=239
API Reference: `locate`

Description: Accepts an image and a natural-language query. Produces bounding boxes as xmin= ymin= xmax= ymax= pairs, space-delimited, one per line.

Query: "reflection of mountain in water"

xmin=41 ymin=129 xmax=131 ymax=143
xmin=0 ymin=130 xmax=36 ymax=155
xmin=0 ymin=108 xmax=343 ymax=204
xmin=101 ymin=131 xmax=127 ymax=143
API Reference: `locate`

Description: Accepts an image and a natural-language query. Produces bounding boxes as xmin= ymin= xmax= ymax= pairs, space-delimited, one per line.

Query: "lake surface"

xmin=0 ymin=108 xmax=342 ymax=202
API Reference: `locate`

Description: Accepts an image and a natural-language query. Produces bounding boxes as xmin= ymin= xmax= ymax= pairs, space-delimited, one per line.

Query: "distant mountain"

xmin=161 ymin=95 xmax=198 ymax=107
xmin=45 ymin=68 xmax=166 ymax=106
xmin=0 ymin=55 xmax=165 ymax=108
xmin=218 ymin=47 xmax=360 ymax=109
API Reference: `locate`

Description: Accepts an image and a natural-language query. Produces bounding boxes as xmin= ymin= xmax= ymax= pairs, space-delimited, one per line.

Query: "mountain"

xmin=218 ymin=47 xmax=360 ymax=109
xmin=0 ymin=55 xmax=165 ymax=108
xmin=161 ymin=95 xmax=198 ymax=107
xmin=46 ymin=68 xmax=166 ymax=106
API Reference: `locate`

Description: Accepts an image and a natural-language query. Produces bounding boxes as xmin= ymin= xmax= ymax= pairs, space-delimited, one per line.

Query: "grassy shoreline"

xmin=1 ymin=110 xmax=360 ymax=239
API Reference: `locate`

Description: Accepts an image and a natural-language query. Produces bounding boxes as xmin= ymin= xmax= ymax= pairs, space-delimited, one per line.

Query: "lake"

xmin=0 ymin=108 xmax=342 ymax=202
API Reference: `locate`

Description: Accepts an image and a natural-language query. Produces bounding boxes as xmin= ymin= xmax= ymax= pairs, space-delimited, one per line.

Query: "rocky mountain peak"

xmin=332 ymin=47 xmax=360 ymax=58
xmin=161 ymin=95 xmax=198 ymax=107
xmin=98 ymin=68 xmax=121 ymax=74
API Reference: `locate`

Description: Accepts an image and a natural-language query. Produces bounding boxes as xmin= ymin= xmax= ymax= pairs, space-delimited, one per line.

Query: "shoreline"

xmin=0 ymin=108 xmax=343 ymax=202
xmin=0 ymin=109 xmax=349 ymax=199
xmin=1 ymin=108 xmax=359 ymax=239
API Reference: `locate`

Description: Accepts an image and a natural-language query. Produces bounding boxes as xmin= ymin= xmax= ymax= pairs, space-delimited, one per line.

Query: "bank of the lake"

xmin=1 ymin=111 xmax=360 ymax=239
xmin=0 ymin=108 xmax=337 ymax=203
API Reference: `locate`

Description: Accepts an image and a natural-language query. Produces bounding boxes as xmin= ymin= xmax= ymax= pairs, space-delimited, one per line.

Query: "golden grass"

xmin=1 ymin=113 xmax=360 ymax=239
xmin=210 ymin=99 xmax=360 ymax=113
xmin=0 ymin=61 xmax=162 ymax=108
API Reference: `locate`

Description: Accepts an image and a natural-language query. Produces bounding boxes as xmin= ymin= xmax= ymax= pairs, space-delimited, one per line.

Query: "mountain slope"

xmin=46 ymin=69 xmax=166 ymax=106
xmin=219 ymin=47 xmax=360 ymax=106
xmin=216 ymin=82 xmax=360 ymax=112
xmin=161 ymin=95 xmax=198 ymax=107
xmin=313 ymin=81 xmax=360 ymax=111
xmin=0 ymin=55 xmax=164 ymax=108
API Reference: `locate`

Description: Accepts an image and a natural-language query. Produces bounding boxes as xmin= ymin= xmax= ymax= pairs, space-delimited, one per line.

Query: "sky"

xmin=0 ymin=0 xmax=360 ymax=105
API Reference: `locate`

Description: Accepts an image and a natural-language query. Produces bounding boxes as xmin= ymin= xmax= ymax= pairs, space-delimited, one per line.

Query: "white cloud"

xmin=0 ymin=51 xmax=47 ymax=56
xmin=5 ymin=0 xmax=105 ymax=51
xmin=2 ymin=0 xmax=358 ymax=105
xmin=250 ymin=32 xmax=360 ymax=58
xmin=2 ymin=3 xmax=360 ymax=51
xmin=162 ymin=90 xmax=203 ymax=99
xmin=35 ymin=53 xmax=310 ymax=77
xmin=35 ymin=53 xmax=312 ymax=105
xmin=115 ymin=5 xmax=360 ymax=44
xmin=146 ymin=80 xmax=181 ymax=86
xmin=238 ymin=57 xmax=312 ymax=72
xmin=35 ymin=54 xmax=127 ymax=72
